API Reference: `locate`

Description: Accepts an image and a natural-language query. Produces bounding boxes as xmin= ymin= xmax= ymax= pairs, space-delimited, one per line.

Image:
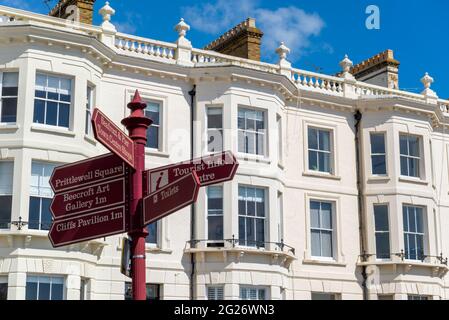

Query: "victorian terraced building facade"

xmin=0 ymin=1 xmax=449 ymax=300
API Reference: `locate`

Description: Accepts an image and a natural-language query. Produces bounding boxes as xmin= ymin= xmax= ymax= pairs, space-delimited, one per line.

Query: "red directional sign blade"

xmin=50 ymin=178 xmax=126 ymax=219
xmin=147 ymin=151 xmax=238 ymax=193
xmin=143 ymin=171 xmax=201 ymax=227
xmin=92 ymin=109 xmax=135 ymax=169
xmin=49 ymin=206 xmax=127 ymax=248
xmin=50 ymin=153 xmax=125 ymax=193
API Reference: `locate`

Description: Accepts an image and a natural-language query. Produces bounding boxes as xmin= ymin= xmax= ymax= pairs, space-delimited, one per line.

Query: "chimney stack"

xmin=204 ymin=18 xmax=264 ymax=61
xmin=49 ymin=0 xmax=96 ymax=25
xmin=350 ymin=49 xmax=400 ymax=89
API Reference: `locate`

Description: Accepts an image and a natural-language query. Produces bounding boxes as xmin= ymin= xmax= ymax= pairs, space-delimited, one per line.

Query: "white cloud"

xmin=182 ymin=0 xmax=325 ymax=62
xmin=114 ymin=21 xmax=137 ymax=35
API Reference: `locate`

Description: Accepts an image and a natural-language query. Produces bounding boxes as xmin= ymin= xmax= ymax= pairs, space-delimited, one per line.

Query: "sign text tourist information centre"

xmin=47 ymin=90 xmax=239 ymax=300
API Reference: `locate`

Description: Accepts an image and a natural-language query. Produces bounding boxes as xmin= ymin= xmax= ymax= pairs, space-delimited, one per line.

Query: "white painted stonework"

xmin=0 ymin=3 xmax=448 ymax=300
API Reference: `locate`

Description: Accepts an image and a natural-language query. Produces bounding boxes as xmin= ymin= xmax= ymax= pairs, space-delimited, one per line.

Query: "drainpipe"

xmin=354 ymin=110 xmax=368 ymax=300
xmin=188 ymin=85 xmax=197 ymax=300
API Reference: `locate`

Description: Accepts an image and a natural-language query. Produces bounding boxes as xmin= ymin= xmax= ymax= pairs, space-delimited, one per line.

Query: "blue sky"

xmin=1 ymin=0 xmax=448 ymax=98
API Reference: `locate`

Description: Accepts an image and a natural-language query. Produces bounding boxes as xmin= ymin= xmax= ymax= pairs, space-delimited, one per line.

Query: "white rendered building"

xmin=0 ymin=2 xmax=448 ymax=300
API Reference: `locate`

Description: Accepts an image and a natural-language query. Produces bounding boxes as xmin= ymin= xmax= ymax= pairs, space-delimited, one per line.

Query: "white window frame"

xmin=144 ymin=100 xmax=162 ymax=151
xmin=0 ymin=71 xmax=19 ymax=124
xmin=304 ymin=194 xmax=341 ymax=263
xmin=370 ymin=132 xmax=387 ymax=176
xmin=238 ymin=185 xmax=267 ymax=248
xmin=25 ymin=275 xmax=65 ymax=300
xmin=399 ymin=134 xmax=422 ymax=178
xmin=277 ymin=114 xmax=283 ymax=165
xmin=207 ymin=185 xmax=224 ymax=244
xmin=0 ymin=161 xmax=13 ymax=229
xmin=207 ymin=285 xmax=224 ymax=300
xmin=33 ymin=72 xmax=73 ymax=129
xmin=373 ymin=204 xmax=391 ymax=260
xmin=402 ymin=205 xmax=426 ymax=261
xmin=239 ymin=286 xmax=268 ymax=300
xmin=29 ymin=161 xmax=58 ymax=231
xmin=310 ymin=200 xmax=335 ymax=259
xmin=85 ymin=85 xmax=94 ymax=136
xmin=206 ymin=106 xmax=223 ymax=154
xmin=303 ymin=120 xmax=338 ymax=178
xmin=237 ymin=106 xmax=268 ymax=157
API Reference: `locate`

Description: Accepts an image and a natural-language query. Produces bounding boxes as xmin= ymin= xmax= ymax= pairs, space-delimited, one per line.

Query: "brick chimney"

xmin=49 ymin=0 xmax=96 ymax=25
xmin=204 ymin=18 xmax=264 ymax=61
xmin=350 ymin=49 xmax=400 ymax=89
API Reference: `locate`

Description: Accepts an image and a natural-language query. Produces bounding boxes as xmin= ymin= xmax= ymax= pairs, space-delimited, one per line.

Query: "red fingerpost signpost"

xmin=48 ymin=89 xmax=238 ymax=300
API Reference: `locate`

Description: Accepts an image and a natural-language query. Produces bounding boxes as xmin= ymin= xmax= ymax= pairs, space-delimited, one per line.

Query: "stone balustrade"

xmin=292 ymin=69 xmax=345 ymax=96
xmin=115 ymin=33 xmax=176 ymax=62
xmin=0 ymin=4 xmax=444 ymax=107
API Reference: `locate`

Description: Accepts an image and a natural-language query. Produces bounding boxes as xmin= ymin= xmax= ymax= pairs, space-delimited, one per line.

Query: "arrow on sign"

xmin=92 ymin=109 xmax=135 ymax=169
xmin=50 ymin=178 xmax=126 ymax=219
xmin=147 ymin=151 xmax=238 ymax=193
xmin=48 ymin=206 xmax=127 ymax=248
xmin=143 ymin=171 xmax=201 ymax=227
xmin=50 ymin=153 xmax=125 ymax=194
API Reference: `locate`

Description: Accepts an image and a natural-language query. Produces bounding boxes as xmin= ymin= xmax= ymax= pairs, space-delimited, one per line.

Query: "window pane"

xmin=312 ymin=293 xmax=335 ymax=300
xmin=255 ymin=218 xmax=264 ymax=244
xmin=370 ymin=134 xmax=385 ymax=154
xmin=208 ymin=129 xmax=223 ymax=152
xmin=409 ymin=158 xmax=419 ymax=177
xmin=416 ymin=208 xmax=423 ymax=233
xmin=371 ymin=155 xmax=386 ymax=175
xmin=38 ymin=282 xmax=50 ymax=300
xmin=29 ymin=197 xmax=41 ymax=230
xmin=238 ymin=131 xmax=245 ymax=153
xmin=0 ymin=283 xmax=7 ymax=300
xmin=311 ymin=230 xmax=321 ymax=257
xmin=2 ymin=87 xmax=18 ymax=96
xmin=46 ymin=101 xmax=57 ymax=126
xmin=408 ymin=137 xmax=420 ymax=157
xmin=319 ymin=130 xmax=330 ymax=151
xmin=1 ymin=98 xmax=17 ymax=122
xmin=400 ymin=136 xmax=408 ymax=155
xmin=309 ymin=150 xmax=318 ymax=171
xmin=146 ymin=103 xmax=160 ymax=125
xmin=374 ymin=205 xmax=389 ymax=231
xmin=41 ymin=198 xmax=52 ymax=230
xmin=25 ymin=281 xmax=37 ymax=300
xmin=376 ymin=233 xmax=390 ymax=259
xmin=310 ymin=201 xmax=320 ymax=228
xmin=146 ymin=222 xmax=157 ymax=244
xmin=58 ymin=103 xmax=70 ymax=128
xmin=3 ymin=72 xmax=18 ymax=88
xmin=147 ymin=125 xmax=159 ymax=149
xmin=0 ymin=196 xmax=12 ymax=229
xmin=308 ymin=128 xmax=318 ymax=150
xmin=238 ymin=217 xmax=245 ymax=244
xmin=208 ymin=216 xmax=223 ymax=240
xmin=320 ymin=203 xmax=332 ymax=229
xmin=256 ymin=132 xmax=264 ymax=155
xmin=207 ymin=109 xmax=222 ymax=129
xmin=321 ymin=231 xmax=333 ymax=257
xmin=400 ymin=156 xmax=408 ymax=176
xmin=33 ymin=100 xmax=45 ymax=124
xmin=319 ymin=152 xmax=331 ymax=173
xmin=246 ymin=217 xmax=255 ymax=246
xmin=51 ymin=283 xmax=64 ymax=300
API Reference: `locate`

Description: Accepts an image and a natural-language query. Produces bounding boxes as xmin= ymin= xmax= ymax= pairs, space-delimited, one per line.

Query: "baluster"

xmin=331 ymin=82 xmax=336 ymax=91
xmin=161 ymin=47 xmax=167 ymax=58
xmin=116 ymin=38 xmax=124 ymax=49
xmin=148 ymin=44 xmax=155 ymax=56
xmin=192 ymin=54 xmax=198 ymax=63
xmin=130 ymin=41 xmax=137 ymax=52
xmin=143 ymin=43 xmax=149 ymax=54
xmin=155 ymin=46 xmax=161 ymax=57
xmin=168 ymin=49 xmax=174 ymax=59
xmin=301 ymin=75 xmax=307 ymax=86
xmin=136 ymin=42 xmax=143 ymax=53
xmin=313 ymin=77 xmax=319 ymax=88
xmin=325 ymin=81 xmax=331 ymax=90
xmin=199 ymin=55 xmax=205 ymax=63
xmin=123 ymin=40 xmax=130 ymax=51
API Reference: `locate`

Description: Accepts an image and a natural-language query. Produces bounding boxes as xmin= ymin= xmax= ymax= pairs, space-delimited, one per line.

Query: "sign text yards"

xmin=143 ymin=172 xmax=200 ymax=226
xmin=50 ymin=153 xmax=124 ymax=193
xmin=49 ymin=206 xmax=126 ymax=247
xmin=92 ymin=109 xmax=135 ymax=168
xmin=147 ymin=151 xmax=238 ymax=193
xmin=50 ymin=178 xmax=125 ymax=219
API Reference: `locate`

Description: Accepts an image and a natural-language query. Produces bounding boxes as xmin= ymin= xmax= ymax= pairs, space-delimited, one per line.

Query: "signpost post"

xmin=47 ymin=89 xmax=239 ymax=300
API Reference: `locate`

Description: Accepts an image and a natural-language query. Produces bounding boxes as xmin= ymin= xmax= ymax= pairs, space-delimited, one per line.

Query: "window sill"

xmin=303 ymin=258 xmax=347 ymax=267
xmin=302 ymin=171 xmax=341 ymax=181
xmin=236 ymin=153 xmax=271 ymax=164
xmin=31 ymin=124 xmax=76 ymax=137
xmin=84 ymin=134 xmax=97 ymax=146
xmin=367 ymin=176 xmax=391 ymax=183
xmin=398 ymin=176 xmax=429 ymax=186
xmin=145 ymin=246 xmax=172 ymax=254
xmin=277 ymin=162 xmax=285 ymax=170
xmin=0 ymin=124 xmax=19 ymax=132
xmin=145 ymin=149 xmax=170 ymax=158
